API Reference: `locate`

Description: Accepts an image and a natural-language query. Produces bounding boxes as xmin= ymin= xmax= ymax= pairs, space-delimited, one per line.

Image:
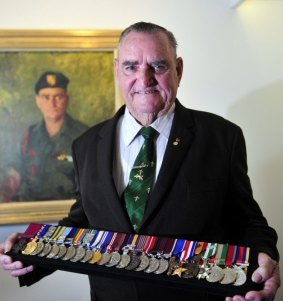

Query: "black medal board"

xmin=7 ymin=250 xmax=262 ymax=297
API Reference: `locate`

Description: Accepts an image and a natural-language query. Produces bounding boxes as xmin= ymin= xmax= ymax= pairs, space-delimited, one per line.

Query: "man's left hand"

xmin=225 ymin=252 xmax=280 ymax=301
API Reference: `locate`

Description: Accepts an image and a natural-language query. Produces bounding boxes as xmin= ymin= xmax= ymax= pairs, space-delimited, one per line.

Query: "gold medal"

xmin=88 ymin=250 xmax=102 ymax=264
xmin=22 ymin=239 xmax=37 ymax=255
xmin=30 ymin=240 xmax=45 ymax=256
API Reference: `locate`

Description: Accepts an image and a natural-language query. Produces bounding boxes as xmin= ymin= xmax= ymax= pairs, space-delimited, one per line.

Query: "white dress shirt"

xmin=113 ymin=103 xmax=175 ymax=197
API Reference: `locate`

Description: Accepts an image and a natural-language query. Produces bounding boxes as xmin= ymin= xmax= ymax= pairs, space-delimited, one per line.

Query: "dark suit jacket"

xmin=20 ymin=100 xmax=279 ymax=301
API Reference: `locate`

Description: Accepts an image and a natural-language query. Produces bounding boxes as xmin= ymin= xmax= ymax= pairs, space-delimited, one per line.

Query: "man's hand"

xmin=226 ymin=252 xmax=280 ymax=301
xmin=0 ymin=232 xmax=34 ymax=277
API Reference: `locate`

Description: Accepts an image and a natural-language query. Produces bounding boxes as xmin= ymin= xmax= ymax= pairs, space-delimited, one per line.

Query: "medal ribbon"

xmin=49 ymin=226 xmax=67 ymax=243
xmin=99 ymin=231 xmax=114 ymax=252
xmin=57 ymin=227 xmax=73 ymax=244
xmin=225 ymin=245 xmax=237 ymax=267
xmin=215 ymin=243 xmax=228 ymax=266
xmin=144 ymin=236 xmax=158 ymax=254
xmin=172 ymin=239 xmax=186 ymax=259
xmin=106 ymin=232 xmax=118 ymax=252
xmin=135 ymin=235 xmax=149 ymax=253
xmin=65 ymin=228 xmax=80 ymax=246
xmin=82 ymin=229 xmax=98 ymax=248
xmin=90 ymin=230 xmax=105 ymax=250
xmin=123 ymin=233 xmax=139 ymax=252
xmin=23 ymin=223 xmax=44 ymax=238
xmin=113 ymin=233 xmax=126 ymax=252
xmin=203 ymin=243 xmax=217 ymax=260
xmin=236 ymin=246 xmax=250 ymax=266
xmin=36 ymin=224 xmax=50 ymax=239
xmin=118 ymin=233 xmax=132 ymax=251
xmin=163 ymin=238 xmax=177 ymax=257
xmin=73 ymin=228 xmax=88 ymax=246
xmin=180 ymin=241 xmax=197 ymax=261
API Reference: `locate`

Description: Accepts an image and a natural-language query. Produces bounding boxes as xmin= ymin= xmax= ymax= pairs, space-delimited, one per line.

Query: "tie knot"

xmin=139 ymin=127 xmax=157 ymax=140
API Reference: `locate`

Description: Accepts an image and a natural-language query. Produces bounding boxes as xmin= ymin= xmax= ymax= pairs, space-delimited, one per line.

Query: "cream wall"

xmin=0 ymin=0 xmax=282 ymax=300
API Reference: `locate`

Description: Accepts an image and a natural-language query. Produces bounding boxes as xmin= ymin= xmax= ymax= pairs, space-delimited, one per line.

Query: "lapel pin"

xmin=173 ymin=138 xmax=180 ymax=146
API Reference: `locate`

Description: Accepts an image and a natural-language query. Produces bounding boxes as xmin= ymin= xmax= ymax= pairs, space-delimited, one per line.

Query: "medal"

xmin=61 ymin=228 xmax=81 ymax=261
xmin=71 ymin=229 xmax=97 ymax=262
xmin=71 ymin=246 xmax=87 ymax=262
xmin=206 ymin=265 xmax=224 ymax=282
xmin=135 ymin=254 xmax=150 ymax=271
xmin=62 ymin=245 xmax=77 ymax=260
xmin=88 ymin=231 xmax=107 ymax=264
xmin=144 ymin=257 xmax=160 ymax=273
xmin=105 ymin=251 xmax=121 ymax=267
xmin=46 ymin=226 xmax=68 ymax=259
xmin=97 ymin=252 xmax=111 ymax=265
xmin=233 ymin=266 xmax=247 ymax=286
xmin=154 ymin=258 xmax=169 ymax=274
xmin=54 ymin=244 xmax=68 ymax=259
xmin=63 ymin=228 xmax=87 ymax=261
xmin=125 ymin=254 xmax=141 ymax=270
xmin=103 ymin=233 xmax=121 ymax=267
xmin=22 ymin=224 xmax=48 ymax=255
xmin=79 ymin=230 xmax=98 ymax=263
xmin=39 ymin=242 xmax=53 ymax=257
xmin=220 ymin=267 xmax=237 ymax=284
xmin=88 ymin=250 xmax=102 ymax=264
xmin=52 ymin=227 xmax=74 ymax=259
xmin=166 ymin=256 xmax=179 ymax=276
xmin=172 ymin=262 xmax=188 ymax=277
xmin=29 ymin=225 xmax=51 ymax=256
xmin=22 ymin=239 xmax=38 ymax=255
xmin=182 ymin=262 xmax=200 ymax=279
xmin=115 ymin=253 xmax=131 ymax=269
xmin=37 ymin=225 xmax=57 ymax=257
xmin=47 ymin=244 xmax=60 ymax=259
xmin=92 ymin=231 xmax=113 ymax=265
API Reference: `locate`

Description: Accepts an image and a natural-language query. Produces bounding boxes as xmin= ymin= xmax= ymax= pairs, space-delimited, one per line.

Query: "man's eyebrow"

xmin=122 ymin=60 xmax=139 ymax=66
xmin=151 ymin=59 xmax=167 ymax=66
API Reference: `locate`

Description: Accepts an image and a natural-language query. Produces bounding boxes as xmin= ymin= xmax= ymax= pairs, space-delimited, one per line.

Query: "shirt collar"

xmin=121 ymin=102 xmax=175 ymax=146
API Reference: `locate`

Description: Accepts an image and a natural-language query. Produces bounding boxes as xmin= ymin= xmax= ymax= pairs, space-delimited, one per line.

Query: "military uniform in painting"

xmin=16 ymin=114 xmax=88 ymax=201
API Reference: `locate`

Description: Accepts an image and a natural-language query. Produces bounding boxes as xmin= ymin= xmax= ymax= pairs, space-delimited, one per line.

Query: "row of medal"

xmin=13 ymin=223 xmax=250 ymax=286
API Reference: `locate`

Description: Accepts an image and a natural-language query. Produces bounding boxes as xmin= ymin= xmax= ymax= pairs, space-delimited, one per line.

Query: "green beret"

xmin=35 ymin=71 xmax=69 ymax=94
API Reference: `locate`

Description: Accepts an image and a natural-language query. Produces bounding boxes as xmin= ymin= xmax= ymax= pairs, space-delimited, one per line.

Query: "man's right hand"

xmin=0 ymin=232 xmax=34 ymax=277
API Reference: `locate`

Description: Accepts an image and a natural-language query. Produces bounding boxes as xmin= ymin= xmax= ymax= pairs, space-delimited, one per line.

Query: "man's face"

xmin=115 ymin=31 xmax=183 ymax=122
xmin=35 ymin=87 xmax=69 ymax=122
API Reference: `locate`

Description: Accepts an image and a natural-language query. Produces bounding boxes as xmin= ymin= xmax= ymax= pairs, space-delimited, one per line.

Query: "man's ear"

xmin=114 ymin=58 xmax=119 ymax=79
xmin=176 ymin=57 xmax=183 ymax=85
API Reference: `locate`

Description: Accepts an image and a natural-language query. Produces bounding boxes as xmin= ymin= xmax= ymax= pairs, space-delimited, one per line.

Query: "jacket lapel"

xmin=140 ymin=101 xmax=195 ymax=229
xmin=96 ymin=106 xmax=133 ymax=231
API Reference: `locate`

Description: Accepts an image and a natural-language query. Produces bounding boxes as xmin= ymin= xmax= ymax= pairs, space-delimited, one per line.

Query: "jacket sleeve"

xmin=223 ymin=127 xmax=279 ymax=261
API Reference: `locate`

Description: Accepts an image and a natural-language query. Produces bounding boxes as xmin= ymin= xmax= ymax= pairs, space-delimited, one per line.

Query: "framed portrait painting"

xmin=0 ymin=29 xmax=122 ymax=224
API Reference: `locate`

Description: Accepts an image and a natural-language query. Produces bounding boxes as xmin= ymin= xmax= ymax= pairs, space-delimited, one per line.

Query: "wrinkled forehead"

xmin=117 ymin=32 xmax=175 ymax=61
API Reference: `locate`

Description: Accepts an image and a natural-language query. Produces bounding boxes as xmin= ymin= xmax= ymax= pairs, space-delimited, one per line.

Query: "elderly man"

xmin=0 ymin=22 xmax=280 ymax=301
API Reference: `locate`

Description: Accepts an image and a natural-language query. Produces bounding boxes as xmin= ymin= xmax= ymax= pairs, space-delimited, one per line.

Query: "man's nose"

xmin=137 ymin=67 xmax=156 ymax=87
xmin=49 ymin=97 xmax=57 ymax=106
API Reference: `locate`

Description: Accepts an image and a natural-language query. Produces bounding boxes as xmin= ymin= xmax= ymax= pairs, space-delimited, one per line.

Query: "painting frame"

xmin=0 ymin=29 xmax=122 ymax=225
